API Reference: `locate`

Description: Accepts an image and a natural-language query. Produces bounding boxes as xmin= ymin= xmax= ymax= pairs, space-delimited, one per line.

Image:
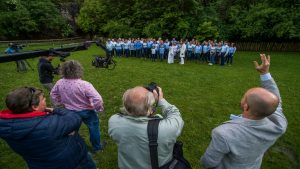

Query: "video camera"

xmin=10 ymin=43 xmax=26 ymax=50
xmin=91 ymin=40 xmax=116 ymax=69
xmin=92 ymin=54 xmax=116 ymax=69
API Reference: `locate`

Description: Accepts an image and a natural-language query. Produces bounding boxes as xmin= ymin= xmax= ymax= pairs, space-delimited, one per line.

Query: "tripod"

xmin=16 ymin=59 xmax=34 ymax=72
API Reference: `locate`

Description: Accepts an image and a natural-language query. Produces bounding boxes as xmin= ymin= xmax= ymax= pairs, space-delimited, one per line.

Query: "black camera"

xmin=145 ymin=82 xmax=159 ymax=96
xmin=10 ymin=43 xmax=25 ymax=50
xmin=92 ymin=55 xmax=116 ymax=69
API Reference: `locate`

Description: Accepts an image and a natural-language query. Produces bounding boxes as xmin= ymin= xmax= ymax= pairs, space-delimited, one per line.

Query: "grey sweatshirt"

xmin=200 ymin=74 xmax=288 ymax=169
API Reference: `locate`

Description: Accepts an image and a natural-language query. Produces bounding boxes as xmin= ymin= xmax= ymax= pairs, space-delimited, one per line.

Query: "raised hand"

xmin=253 ymin=54 xmax=270 ymax=74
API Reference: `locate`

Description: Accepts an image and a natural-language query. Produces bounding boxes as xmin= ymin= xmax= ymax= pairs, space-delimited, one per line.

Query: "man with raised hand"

xmin=200 ymin=54 xmax=288 ymax=169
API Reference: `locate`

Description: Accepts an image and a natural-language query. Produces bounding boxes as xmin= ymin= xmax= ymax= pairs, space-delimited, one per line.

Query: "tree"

xmin=76 ymin=0 xmax=106 ymax=39
xmin=195 ymin=21 xmax=219 ymax=41
xmin=0 ymin=0 xmax=70 ymax=39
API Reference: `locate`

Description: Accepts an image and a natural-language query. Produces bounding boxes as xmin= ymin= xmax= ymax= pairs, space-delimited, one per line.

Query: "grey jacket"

xmin=109 ymin=99 xmax=184 ymax=169
xmin=200 ymin=75 xmax=288 ymax=169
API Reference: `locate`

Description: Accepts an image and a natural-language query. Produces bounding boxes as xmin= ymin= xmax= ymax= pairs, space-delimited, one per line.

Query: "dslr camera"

xmin=145 ymin=82 xmax=159 ymax=97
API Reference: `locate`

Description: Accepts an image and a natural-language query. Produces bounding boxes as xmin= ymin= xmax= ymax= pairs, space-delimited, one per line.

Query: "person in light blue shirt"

xmin=123 ymin=39 xmax=130 ymax=58
xmin=115 ymin=40 xmax=122 ymax=57
xmin=171 ymin=38 xmax=177 ymax=44
xmin=142 ymin=39 xmax=148 ymax=58
xmin=220 ymin=42 xmax=229 ymax=66
xmin=159 ymin=44 xmax=165 ymax=62
xmin=134 ymin=39 xmax=143 ymax=57
xmin=164 ymin=40 xmax=170 ymax=59
xmin=195 ymin=42 xmax=202 ymax=61
xmin=202 ymin=41 xmax=209 ymax=63
xmin=129 ymin=39 xmax=135 ymax=57
xmin=186 ymin=42 xmax=193 ymax=60
xmin=226 ymin=43 xmax=237 ymax=65
xmin=191 ymin=41 xmax=196 ymax=60
xmin=215 ymin=42 xmax=222 ymax=64
xmin=106 ymin=40 xmax=114 ymax=57
xmin=154 ymin=41 xmax=160 ymax=59
xmin=209 ymin=42 xmax=216 ymax=65
xmin=147 ymin=39 xmax=153 ymax=59
xmin=151 ymin=43 xmax=157 ymax=62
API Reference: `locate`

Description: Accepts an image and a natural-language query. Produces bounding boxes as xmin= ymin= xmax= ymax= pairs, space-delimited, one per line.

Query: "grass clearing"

xmin=0 ymin=45 xmax=299 ymax=169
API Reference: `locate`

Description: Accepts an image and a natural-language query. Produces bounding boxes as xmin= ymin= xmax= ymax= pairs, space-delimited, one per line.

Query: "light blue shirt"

xmin=195 ymin=46 xmax=202 ymax=54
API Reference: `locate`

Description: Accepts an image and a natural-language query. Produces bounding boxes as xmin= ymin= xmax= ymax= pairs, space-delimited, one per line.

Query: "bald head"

xmin=241 ymin=87 xmax=279 ymax=119
xmin=122 ymin=87 xmax=155 ymax=116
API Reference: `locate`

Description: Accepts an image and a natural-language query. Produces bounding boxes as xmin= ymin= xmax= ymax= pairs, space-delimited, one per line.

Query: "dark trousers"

xmin=220 ymin=52 xmax=226 ymax=66
xmin=226 ymin=53 xmax=233 ymax=64
xmin=124 ymin=49 xmax=129 ymax=57
xmin=151 ymin=54 xmax=156 ymax=61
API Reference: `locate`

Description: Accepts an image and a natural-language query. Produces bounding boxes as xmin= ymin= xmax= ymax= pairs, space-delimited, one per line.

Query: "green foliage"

xmin=76 ymin=0 xmax=106 ymax=38
xmin=143 ymin=21 xmax=163 ymax=38
xmin=101 ymin=20 xmax=134 ymax=38
xmin=0 ymin=0 xmax=70 ymax=39
xmin=0 ymin=44 xmax=300 ymax=169
xmin=195 ymin=21 xmax=219 ymax=41
xmin=1 ymin=0 xmax=299 ymax=41
xmin=0 ymin=0 xmax=37 ymax=38
xmin=61 ymin=23 xmax=75 ymax=38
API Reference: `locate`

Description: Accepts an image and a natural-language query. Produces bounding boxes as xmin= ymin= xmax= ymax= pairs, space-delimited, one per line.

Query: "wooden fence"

xmin=0 ymin=37 xmax=85 ymax=45
xmin=235 ymin=42 xmax=300 ymax=52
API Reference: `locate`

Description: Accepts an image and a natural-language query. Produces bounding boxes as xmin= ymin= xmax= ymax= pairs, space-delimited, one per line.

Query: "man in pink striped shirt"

xmin=51 ymin=60 xmax=105 ymax=153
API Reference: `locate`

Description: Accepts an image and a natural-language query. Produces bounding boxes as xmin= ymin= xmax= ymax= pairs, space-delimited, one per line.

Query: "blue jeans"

xmin=77 ymin=110 xmax=102 ymax=151
xmin=76 ymin=153 xmax=96 ymax=169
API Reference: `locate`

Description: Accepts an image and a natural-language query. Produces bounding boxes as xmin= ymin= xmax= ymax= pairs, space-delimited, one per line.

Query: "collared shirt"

xmin=51 ymin=79 xmax=104 ymax=112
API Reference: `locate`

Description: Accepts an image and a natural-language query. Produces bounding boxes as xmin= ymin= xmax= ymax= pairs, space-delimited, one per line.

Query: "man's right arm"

xmin=254 ymin=54 xmax=287 ymax=132
xmin=260 ymin=73 xmax=287 ymax=132
xmin=154 ymin=87 xmax=184 ymax=137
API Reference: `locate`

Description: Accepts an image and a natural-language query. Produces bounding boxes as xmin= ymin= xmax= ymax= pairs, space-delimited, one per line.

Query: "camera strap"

xmin=147 ymin=119 xmax=160 ymax=169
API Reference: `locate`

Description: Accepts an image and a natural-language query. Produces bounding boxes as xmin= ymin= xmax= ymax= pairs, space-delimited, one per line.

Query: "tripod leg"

xmin=24 ymin=60 xmax=34 ymax=71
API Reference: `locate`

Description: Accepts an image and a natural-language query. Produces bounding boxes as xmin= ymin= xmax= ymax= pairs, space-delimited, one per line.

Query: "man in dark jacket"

xmin=0 ymin=87 xmax=96 ymax=169
xmin=38 ymin=55 xmax=58 ymax=92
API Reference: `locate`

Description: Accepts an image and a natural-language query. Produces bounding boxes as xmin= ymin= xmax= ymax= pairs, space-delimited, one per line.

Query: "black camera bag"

xmin=147 ymin=119 xmax=192 ymax=169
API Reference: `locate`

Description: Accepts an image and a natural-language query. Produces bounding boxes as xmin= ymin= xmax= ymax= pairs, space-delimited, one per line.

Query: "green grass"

xmin=0 ymin=45 xmax=299 ymax=169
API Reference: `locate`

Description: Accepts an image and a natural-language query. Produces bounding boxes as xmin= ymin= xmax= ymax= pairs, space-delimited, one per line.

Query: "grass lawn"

xmin=0 ymin=44 xmax=299 ymax=169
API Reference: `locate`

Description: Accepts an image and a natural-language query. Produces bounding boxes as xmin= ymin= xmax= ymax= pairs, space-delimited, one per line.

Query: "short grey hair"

xmin=121 ymin=88 xmax=155 ymax=116
xmin=60 ymin=60 xmax=83 ymax=79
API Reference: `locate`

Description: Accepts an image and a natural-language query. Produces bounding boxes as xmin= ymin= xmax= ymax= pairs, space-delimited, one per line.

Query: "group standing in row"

xmin=106 ymin=38 xmax=237 ymax=66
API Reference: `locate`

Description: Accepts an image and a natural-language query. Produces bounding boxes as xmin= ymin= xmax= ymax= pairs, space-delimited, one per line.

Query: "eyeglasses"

xmin=26 ymin=87 xmax=36 ymax=107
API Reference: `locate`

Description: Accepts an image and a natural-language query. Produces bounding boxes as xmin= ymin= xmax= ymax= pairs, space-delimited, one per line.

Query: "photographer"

xmin=108 ymin=85 xmax=184 ymax=169
xmin=38 ymin=54 xmax=59 ymax=92
xmin=5 ymin=43 xmax=27 ymax=72
xmin=0 ymin=87 xmax=96 ymax=169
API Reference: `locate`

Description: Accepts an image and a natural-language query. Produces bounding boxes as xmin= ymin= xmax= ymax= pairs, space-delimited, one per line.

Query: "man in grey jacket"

xmin=200 ymin=54 xmax=288 ymax=169
xmin=109 ymin=86 xmax=184 ymax=169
